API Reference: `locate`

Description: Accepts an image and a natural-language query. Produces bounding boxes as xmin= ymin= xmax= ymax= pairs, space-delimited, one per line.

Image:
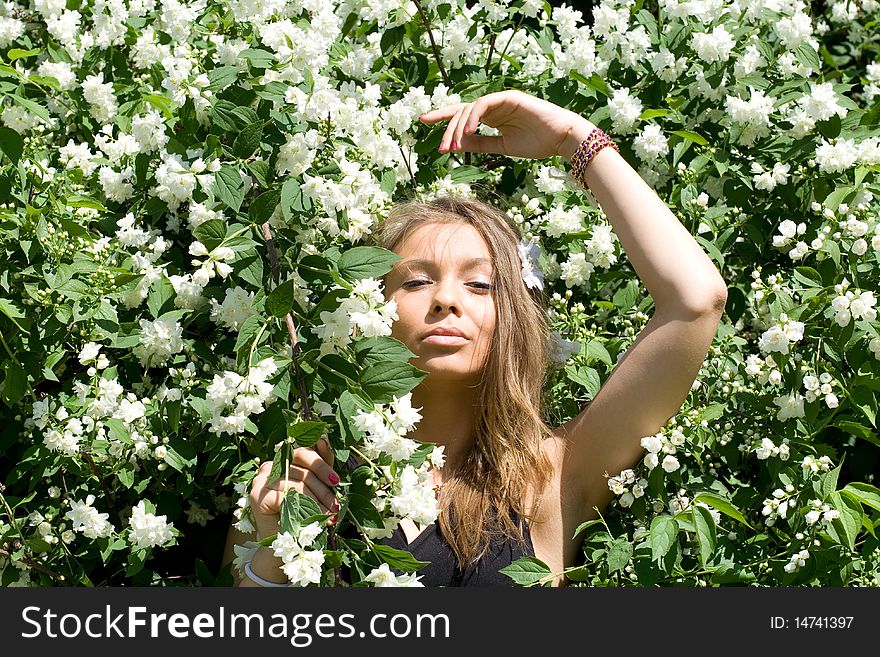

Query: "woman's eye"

xmin=470 ymin=282 xmax=493 ymax=291
xmin=402 ymin=280 xmax=430 ymax=289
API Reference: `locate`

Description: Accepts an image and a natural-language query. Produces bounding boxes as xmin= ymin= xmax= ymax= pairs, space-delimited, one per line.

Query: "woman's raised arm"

xmin=420 ymin=90 xmax=728 ymax=524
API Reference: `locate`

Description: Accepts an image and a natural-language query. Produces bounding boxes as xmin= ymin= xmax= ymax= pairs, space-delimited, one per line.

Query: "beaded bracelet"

xmin=569 ymin=127 xmax=620 ymax=188
xmin=244 ymin=561 xmax=291 ymax=587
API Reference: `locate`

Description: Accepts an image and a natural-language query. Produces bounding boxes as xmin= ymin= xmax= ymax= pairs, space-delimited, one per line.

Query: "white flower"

xmin=661 ymin=455 xmax=680 ymax=473
xmin=518 ymin=237 xmax=544 ymax=290
xmin=128 ymin=500 xmax=174 ymax=549
xmin=66 ymin=495 xmax=114 ymax=539
xmin=78 ymin=342 xmax=102 ymax=364
xmin=365 ymin=563 xmax=425 ymax=587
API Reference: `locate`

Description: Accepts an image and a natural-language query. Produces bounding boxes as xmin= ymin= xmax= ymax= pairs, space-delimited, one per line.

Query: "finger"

xmin=441 ymin=106 xmax=466 ymax=153
xmin=460 ymin=134 xmax=506 ymax=155
xmin=249 ymin=461 xmax=274 ymax=501
xmin=293 ymin=446 xmax=339 ymax=488
xmin=313 ymin=436 xmax=335 ymax=471
xmin=419 ymin=103 xmax=466 ymax=125
xmin=454 ymin=103 xmax=477 ymax=152
xmin=271 ymin=466 xmax=337 ymax=513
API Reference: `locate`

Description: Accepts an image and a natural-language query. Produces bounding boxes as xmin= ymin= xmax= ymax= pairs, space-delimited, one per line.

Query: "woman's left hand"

xmin=418 ymin=89 xmax=595 ymax=161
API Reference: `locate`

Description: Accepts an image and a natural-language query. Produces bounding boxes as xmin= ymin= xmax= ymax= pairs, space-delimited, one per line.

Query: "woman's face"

xmin=385 ymin=222 xmax=496 ymax=386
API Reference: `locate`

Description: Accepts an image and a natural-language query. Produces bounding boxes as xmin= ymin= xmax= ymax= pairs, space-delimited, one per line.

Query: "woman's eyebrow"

xmin=398 ymin=257 xmax=492 ymax=270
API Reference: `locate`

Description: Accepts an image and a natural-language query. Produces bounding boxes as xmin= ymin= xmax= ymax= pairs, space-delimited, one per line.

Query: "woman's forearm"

xmin=559 ymin=120 xmax=728 ymax=316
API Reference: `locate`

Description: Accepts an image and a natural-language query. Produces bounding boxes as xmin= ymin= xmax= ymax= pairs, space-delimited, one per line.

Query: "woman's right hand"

xmin=248 ymin=437 xmax=340 ymax=540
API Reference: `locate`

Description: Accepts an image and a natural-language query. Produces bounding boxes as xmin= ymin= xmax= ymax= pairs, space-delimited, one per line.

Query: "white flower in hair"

xmin=518 ymin=237 xmax=544 ymax=291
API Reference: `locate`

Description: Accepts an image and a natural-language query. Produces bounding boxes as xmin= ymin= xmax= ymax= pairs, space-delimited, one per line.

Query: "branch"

xmin=0 ymin=545 xmax=69 ymax=585
xmin=412 ymin=0 xmax=452 ymax=88
xmin=259 ymin=222 xmax=313 ymax=423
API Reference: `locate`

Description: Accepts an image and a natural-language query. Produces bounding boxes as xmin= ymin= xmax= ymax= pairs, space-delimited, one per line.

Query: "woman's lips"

xmin=422 ymin=334 xmax=469 ymax=346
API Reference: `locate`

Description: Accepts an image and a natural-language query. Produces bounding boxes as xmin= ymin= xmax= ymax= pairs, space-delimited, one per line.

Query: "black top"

xmin=380 ymin=510 xmax=535 ymax=586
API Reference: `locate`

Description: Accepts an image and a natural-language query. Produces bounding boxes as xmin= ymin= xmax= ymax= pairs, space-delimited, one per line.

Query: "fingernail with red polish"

xmin=328 ymin=472 xmax=340 ymax=485
xmin=329 ymin=514 xmax=337 ymax=525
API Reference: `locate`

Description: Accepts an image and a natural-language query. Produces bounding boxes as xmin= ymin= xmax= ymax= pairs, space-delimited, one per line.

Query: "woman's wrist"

xmin=558 ymin=116 xmax=598 ymax=161
xmin=248 ymin=545 xmax=287 ymax=584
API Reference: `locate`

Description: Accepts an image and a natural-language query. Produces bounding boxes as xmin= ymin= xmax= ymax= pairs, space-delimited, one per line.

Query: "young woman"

xmin=225 ymin=89 xmax=728 ymax=587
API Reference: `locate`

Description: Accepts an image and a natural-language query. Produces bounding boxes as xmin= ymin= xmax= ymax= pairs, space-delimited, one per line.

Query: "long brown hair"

xmin=368 ymin=195 xmax=555 ymax=569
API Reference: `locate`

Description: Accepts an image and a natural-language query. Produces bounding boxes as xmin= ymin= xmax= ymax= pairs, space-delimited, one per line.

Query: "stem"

xmin=484 ymin=32 xmax=496 ymax=74
xmin=0 ymin=546 xmax=69 ymax=585
xmin=259 ymin=222 xmax=313 ymax=422
xmin=411 ymin=0 xmax=452 ymax=87
xmin=397 ymin=142 xmax=417 ymax=189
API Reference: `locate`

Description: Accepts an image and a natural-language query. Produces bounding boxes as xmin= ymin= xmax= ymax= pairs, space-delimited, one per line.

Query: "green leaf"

xmin=670 ymin=130 xmax=709 ymax=146
xmin=1 ymin=360 xmax=27 ymax=406
xmin=841 ymin=483 xmax=880 ymax=513
xmin=239 ymin=48 xmax=276 ymax=69
xmin=103 ymin=418 xmax=131 ymax=443
xmin=821 ymin=458 xmax=844 ymax=499
xmin=0 ymin=126 xmax=23 ymax=164
xmin=11 ymin=95 xmax=51 ymax=124
xmin=828 ymin=491 xmax=862 ymax=551
xmin=0 ymin=298 xmax=30 ymax=332
xmin=147 ymin=275 xmax=175 ymax=319
xmin=337 ymin=246 xmax=401 ymax=282
xmin=248 ymin=189 xmax=280 ymax=225
xmin=648 ymin=515 xmax=678 ymax=562
xmin=693 ymin=505 xmax=717 ymax=568
xmin=233 ymin=121 xmax=264 ymax=159
xmin=836 ymin=421 xmax=880 ymax=448
xmin=447 ymin=165 xmax=487 ymax=183
xmin=287 ymin=421 xmax=327 ymax=448
xmin=206 ymin=65 xmax=240 ymax=93
xmin=372 ymin=544 xmax=431 ymax=573
xmin=214 ymin=165 xmax=245 ymax=212
xmin=694 ymin=492 xmax=752 ymax=528
xmin=360 ymin=361 xmax=428 ymax=402
xmin=266 ymin=280 xmax=295 ymax=318
xmin=354 ymin=336 xmax=415 ymax=368
xmin=606 ymin=538 xmax=633 ymax=574
xmin=794 ymin=43 xmax=821 ymax=72
xmin=281 ymin=176 xmax=313 ymax=219
xmin=7 ymin=48 xmax=41 ymax=61
xmin=192 ymin=219 xmax=227 ymax=248
xmin=498 ymin=556 xmax=551 ymax=586
xmin=235 ymin=315 xmax=266 ymax=367
xmin=279 ymin=487 xmax=324 ymax=535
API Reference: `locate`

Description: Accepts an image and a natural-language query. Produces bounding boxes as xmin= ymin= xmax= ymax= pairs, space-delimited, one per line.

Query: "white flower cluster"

xmin=725 ymin=87 xmax=774 ymax=146
xmin=802 ymin=454 xmax=834 ymax=475
xmin=65 ymin=495 xmax=114 ymax=540
xmin=205 ymin=358 xmax=278 ymax=435
xmin=128 ymin=500 xmax=174 ymax=549
xmin=388 ymin=464 xmax=441 ymax=527
xmin=312 ymin=278 xmax=398 ymax=357
xmin=632 ymin=123 xmax=669 ymax=163
xmin=829 ymin=288 xmax=877 ymax=328
xmin=271 ymin=523 xmax=325 ymax=587
xmin=210 ymin=286 xmax=256 ymax=331
xmin=607 ymin=468 xmax=648 ymax=508
xmin=804 ymin=499 xmax=841 ymax=526
xmin=751 ymin=162 xmax=791 ymax=192
xmin=802 ymin=372 xmax=839 ymax=408
xmin=353 ymin=393 xmax=422 ymax=461
xmin=115 ymin=213 xmax=171 ymax=309
xmin=364 ymin=563 xmax=424 ymax=587
xmin=189 ymin=240 xmax=235 ymax=286
xmin=640 ymin=429 xmax=686 ymax=472
xmin=762 ymin=486 xmax=797 ymax=526
xmin=783 ymin=548 xmax=810 ymax=573
xmin=757 ymin=313 xmax=805 ymax=356
xmin=607 ymin=87 xmax=643 ymax=135
xmin=134 ymin=317 xmax=185 ymax=367
xmin=755 ymin=436 xmax=791 ymax=460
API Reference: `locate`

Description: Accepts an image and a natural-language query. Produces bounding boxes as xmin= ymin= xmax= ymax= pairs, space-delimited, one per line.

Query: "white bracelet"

xmin=244 ymin=561 xmax=290 ymax=587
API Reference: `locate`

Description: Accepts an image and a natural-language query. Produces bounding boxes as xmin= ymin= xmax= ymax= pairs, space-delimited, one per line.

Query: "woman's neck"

xmin=408 ymin=378 xmax=480 ymax=474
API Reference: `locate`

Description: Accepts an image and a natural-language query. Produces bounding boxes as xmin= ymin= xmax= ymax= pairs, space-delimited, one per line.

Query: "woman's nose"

xmin=430 ymin=280 xmax=462 ymax=316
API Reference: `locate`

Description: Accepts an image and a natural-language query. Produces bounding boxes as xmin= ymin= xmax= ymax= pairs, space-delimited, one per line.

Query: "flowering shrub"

xmin=0 ymin=0 xmax=879 ymax=587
